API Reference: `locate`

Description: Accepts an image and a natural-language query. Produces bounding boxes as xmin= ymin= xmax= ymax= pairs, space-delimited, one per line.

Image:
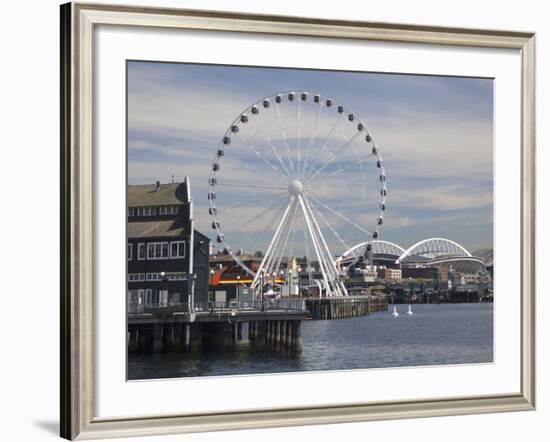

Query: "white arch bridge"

xmin=338 ymin=237 xmax=490 ymax=274
xmin=337 ymin=240 xmax=405 ymax=267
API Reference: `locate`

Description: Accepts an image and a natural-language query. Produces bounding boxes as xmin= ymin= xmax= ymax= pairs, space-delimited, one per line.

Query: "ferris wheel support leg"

xmin=251 ymin=198 xmax=294 ymax=293
xmin=271 ymin=201 xmax=299 ymax=280
xmin=302 ymin=196 xmax=348 ymax=297
xmin=264 ymin=200 xmax=297 ymax=278
xmin=298 ymin=195 xmax=333 ymax=298
xmin=265 ymin=213 xmax=292 ymax=279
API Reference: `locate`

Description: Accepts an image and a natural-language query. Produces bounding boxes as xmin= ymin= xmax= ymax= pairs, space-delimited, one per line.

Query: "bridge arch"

xmin=338 ymin=240 xmax=406 ymax=264
xmin=395 ymin=238 xmax=471 ymax=264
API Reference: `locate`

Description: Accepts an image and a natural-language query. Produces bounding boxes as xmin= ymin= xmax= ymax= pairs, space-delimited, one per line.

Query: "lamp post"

xmin=259 ymin=269 xmax=265 ymax=311
xmin=192 ymin=272 xmax=197 ymax=309
xmin=236 ymin=275 xmax=241 ymax=306
xmin=271 ymin=272 xmax=277 ymax=304
xmin=209 ymin=268 xmax=215 ymax=312
xmin=160 ymin=271 xmax=168 ymax=307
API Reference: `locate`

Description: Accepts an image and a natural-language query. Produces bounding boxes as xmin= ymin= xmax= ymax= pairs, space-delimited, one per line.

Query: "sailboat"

xmin=406 ymin=304 xmax=413 ymax=316
xmin=392 ymin=305 xmax=399 ymax=318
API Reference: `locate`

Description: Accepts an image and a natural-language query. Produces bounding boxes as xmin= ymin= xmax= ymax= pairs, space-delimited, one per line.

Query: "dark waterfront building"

xmin=127 ymin=179 xmax=210 ymax=310
xmin=401 ymin=266 xmax=439 ymax=280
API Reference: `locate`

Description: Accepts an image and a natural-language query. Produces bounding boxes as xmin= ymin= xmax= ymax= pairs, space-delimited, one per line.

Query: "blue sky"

xmin=128 ymin=61 xmax=493 ymax=254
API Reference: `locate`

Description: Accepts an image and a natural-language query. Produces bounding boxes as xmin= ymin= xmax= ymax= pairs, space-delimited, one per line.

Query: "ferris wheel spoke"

xmin=216 ymin=181 xmax=287 ymax=192
xmin=307 ymin=187 xmax=380 ymax=204
xmin=240 ymin=200 xmax=289 ymax=258
xmin=274 ymin=101 xmax=297 ymax=177
xmin=225 ymin=193 xmax=289 ymax=238
xmin=300 ymin=101 xmax=324 ymax=176
xmin=306 ymin=176 xmax=379 ymax=195
xmin=313 ymin=203 xmax=351 ymax=252
xmin=229 ymin=195 xmax=292 ymax=245
xmin=350 ymin=143 xmax=369 ymax=203
xmin=305 ymin=130 xmax=363 ymax=185
xmin=303 ymin=122 xmax=369 ymax=186
xmin=295 ymin=99 xmax=302 ymax=178
xmin=228 ymin=148 xmax=289 ymax=187
xmin=302 ymin=112 xmax=345 ymax=179
xmin=308 ymin=194 xmax=372 ymax=236
xmin=235 ymin=132 xmax=290 ymax=181
xmin=249 ymin=114 xmax=293 ymax=178
xmin=216 ymin=190 xmax=286 ymax=216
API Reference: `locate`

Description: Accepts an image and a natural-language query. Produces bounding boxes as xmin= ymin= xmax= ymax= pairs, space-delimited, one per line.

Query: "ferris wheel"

xmin=208 ymin=91 xmax=387 ymax=297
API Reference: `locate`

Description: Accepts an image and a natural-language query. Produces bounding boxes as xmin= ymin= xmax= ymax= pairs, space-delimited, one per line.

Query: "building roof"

xmin=210 ymin=253 xmax=263 ymax=263
xmin=128 ymin=220 xmax=186 ymax=238
xmin=128 ymin=181 xmax=189 ymax=207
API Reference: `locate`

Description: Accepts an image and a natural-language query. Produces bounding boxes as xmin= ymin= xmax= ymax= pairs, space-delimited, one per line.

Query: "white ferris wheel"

xmin=208 ymin=91 xmax=387 ymax=297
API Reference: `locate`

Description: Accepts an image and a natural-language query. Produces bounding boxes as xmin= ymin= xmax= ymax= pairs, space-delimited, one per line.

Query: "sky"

xmin=127 ymin=61 xmax=493 ymax=256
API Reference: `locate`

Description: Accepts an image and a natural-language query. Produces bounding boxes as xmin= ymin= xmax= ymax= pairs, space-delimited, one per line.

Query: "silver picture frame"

xmin=60 ymin=2 xmax=536 ymax=439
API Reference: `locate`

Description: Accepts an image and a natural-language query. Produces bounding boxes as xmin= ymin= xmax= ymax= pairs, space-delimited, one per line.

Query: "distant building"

xmin=438 ymin=268 xmax=449 ymax=283
xmin=345 ymin=266 xmax=378 ymax=294
xmin=383 ymin=267 xmax=402 ymax=281
xmin=208 ymin=252 xmax=264 ymax=302
xmin=401 ymin=266 xmax=438 ymax=280
xmin=210 ymin=251 xmax=263 ymax=282
xmin=127 ymin=179 xmax=210 ymax=309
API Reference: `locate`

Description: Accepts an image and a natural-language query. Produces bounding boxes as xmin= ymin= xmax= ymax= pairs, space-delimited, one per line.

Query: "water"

xmin=128 ymin=303 xmax=493 ymax=380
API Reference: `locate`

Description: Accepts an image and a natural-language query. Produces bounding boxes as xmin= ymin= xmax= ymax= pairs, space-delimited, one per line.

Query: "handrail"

xmin=128 ymin=299 xmax=307 ymax=315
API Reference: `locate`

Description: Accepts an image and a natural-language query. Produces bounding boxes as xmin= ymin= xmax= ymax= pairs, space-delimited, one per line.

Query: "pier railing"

xmin=128 ymin=299 xmax=306 ymax=315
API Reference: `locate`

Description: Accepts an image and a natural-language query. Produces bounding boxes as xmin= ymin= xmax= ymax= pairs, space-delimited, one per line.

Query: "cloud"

xmin=388 ymin=184 xmax=492 ymax=211
xmin=127 ymin=61 xmax=494 ymax=252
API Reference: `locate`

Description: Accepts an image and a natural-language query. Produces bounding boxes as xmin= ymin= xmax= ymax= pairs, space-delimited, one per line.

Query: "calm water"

xmin=128 ymin=303 xmax=493 ymax=380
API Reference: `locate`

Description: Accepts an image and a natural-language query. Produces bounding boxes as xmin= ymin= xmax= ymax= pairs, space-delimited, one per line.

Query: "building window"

xmin=170 ymin=241 xmax=186 ymax=258
xmin=147 ymin=242 xmax=169 ymax=259
xmin=145 ymin=272 xmax=187 ymax=281
xmin=128 ymin=273 xmax=145 ymax=282
xmin=159 ymin=206 xmax=168 ymax=215
xmin=166 ymin=272 xmax=186 ymax=281
xmin=128 ymin=208 xmax=135 ymax=217
xmin=170 ymin=206 xmax=179 ymax=214
xmin=137 ymin=207 xmax=156 ymax=216
xmin=138 ymin=243 xmax=146 ymax=260
xmin=145 ymin=288 xmax=153 ymax=305
xmin=127 ymin=243 xmax=132 ymax=260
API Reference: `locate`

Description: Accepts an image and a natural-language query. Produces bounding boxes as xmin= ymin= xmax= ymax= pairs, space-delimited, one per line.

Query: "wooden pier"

xmin=128 ymin=300 xmax=307 ymax=353
xmin=128 ymin=297 xmax=388 ymax=353
xmin=304 ymin=296 xmax=387 ymax=320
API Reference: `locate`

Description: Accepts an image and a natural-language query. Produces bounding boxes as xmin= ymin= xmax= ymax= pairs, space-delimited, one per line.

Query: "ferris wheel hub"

xmin=288 ymin=179 xmax=304 ymax=196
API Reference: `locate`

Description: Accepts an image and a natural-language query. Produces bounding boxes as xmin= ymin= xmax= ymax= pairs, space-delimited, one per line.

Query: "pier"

xmin=304 ymin=295 xmax=387 ymax=320
xmin=128 ymin=300 xmax=307 ymax=353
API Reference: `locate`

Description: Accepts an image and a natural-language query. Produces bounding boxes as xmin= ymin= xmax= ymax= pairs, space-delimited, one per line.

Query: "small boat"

xmin=406 ymin=304 xmax=413 ymax=316
xmin=392 ymin=305 xmax=399 ymax=318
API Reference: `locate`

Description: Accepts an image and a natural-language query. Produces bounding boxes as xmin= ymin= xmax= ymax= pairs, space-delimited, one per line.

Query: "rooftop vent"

xmin=155 ymin=181 xmax=160 ymax=192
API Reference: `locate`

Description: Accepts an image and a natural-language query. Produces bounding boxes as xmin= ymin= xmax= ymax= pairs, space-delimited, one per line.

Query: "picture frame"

xmin=60 ymin=2 xmax=536 ymax=439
